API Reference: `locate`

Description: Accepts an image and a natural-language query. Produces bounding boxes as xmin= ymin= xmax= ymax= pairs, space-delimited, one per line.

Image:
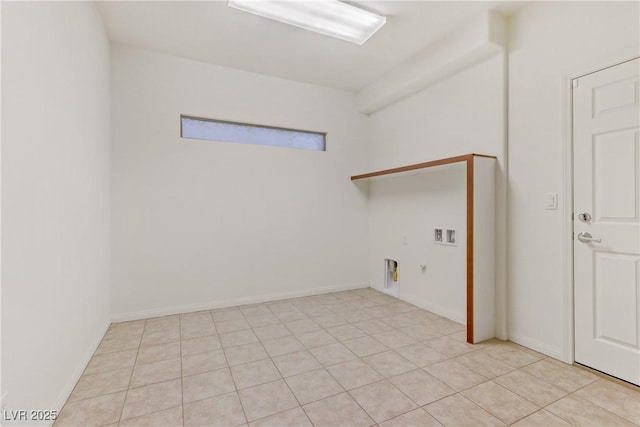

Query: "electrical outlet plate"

xmin=434 ymin=227 xmax=457 ymax=246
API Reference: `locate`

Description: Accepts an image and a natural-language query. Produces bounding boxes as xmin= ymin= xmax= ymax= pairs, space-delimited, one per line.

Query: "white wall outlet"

xmin=435 ymin=227 xmax=458 ymax=246
xmin=446 ymin=229 xmax=457 ymax=245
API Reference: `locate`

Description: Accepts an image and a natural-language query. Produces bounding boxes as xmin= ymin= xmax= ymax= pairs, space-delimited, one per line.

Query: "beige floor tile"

xmin=220 ymin=329 xmax=259 ymax=348
xmin=546 ymin=395 xmax=635 ymax=426
xmin=425 ymin=394 xmax=505 ymax=427
xmin=121 ymin=379 xmax=182 ymax=420
xmin=238 ymin=380 xmax=299 ymax=421
xmin=140 ymin=328 xmax=180 ymax=347
xmin=144 ymin=316 xmax=179 ymax=332
xmin=231 ymin=358 xmax=282 ymax=389
xmin=268 ymin=302 xmax=299 ymax=314
xmin=493 ymin=369 xmax=567 ymax=406
xmin=182 ymin=349 xmax=227 ymax=376
xmin=455 ymin=351 xmax=515 ymax=378
xmin=342 ymin=336 xmax=389 ymax=358
xmin=245 ymin=313 xmax=281 ymax=327
xmin=286 ymin=368 xmax=344 ymax=404
xmin=327 ymin=324 xmax=367 ymax=341
xmin=69 ymin=368 xmax=131 ymax=402
xmin=83 ymin=349 xmax=137 ymax=375
xmin=284 ymin=318 xmax=320 ymax=334
xmin=253 ymin=324 xmax=292 ymax=341
xmin=482 ymin=345 xmax=542 ymax=368
xmin=181 ymin=334 xmax=222 ymax=356
xmin=328 ymin=302 xmax=359 ymax=314
xmin=327 ymin=359 xmax=384 ymax=390
xmin=424 ymin=360 xmax=487 ymax=391
xmin=354 ymin=319 xmax=395 ymax=335
xmin=276 ymin=310 xmax=308 ymax=322
xmin=425 ymin=336 xmax=475 ymax=357
xmin=249 ymin=407 xmax=312 ymax=427
xmin=574 ymin=379 xmax=640 ymax=424
xmin=95 ymin=335 xmax=141 ymax=355
xmin=399 ymin=325 xmax=443 ymax=342
xmin=272 ymin=350 xmax=322 ymax=377
xmin=310 ymin=343 xmax=357 ymax=366
xmin=183 ymin=367 xmax=236 ymax=403
xmin=461 ymin=381 xmax=538 ymax=424
xmin=312 ymin=314 xmax=349 ymax=328
xmin=212 ymin=308 xmax=245 ymax=322
xmin=522 ymin=360 xmax=599 ymax=392
xmin=302 ymin=392 xmax=375 ymax=427
xmin=296 ymin=329 xmax=338 ymax=349
xmin=55 ymin=391 xmax=126 ymax=427
xmin=180 ymin=310 xmax=212 ymax=322
xmin=181 ymin=320 xmax=216 ymax=340
xmin=67 ymin=289 xmax=634 ymax=427
xmin=433 ymin=318 xmax=466 ymax=334
xmin=389 ymin=369 xmax=455 ymax=406
xmin=382 ymin=313 xmax=421 ymax=329
xmin=395 ymin=343 xmax=446 ymax=367
xmin=106 ymin=320 xmax=145 ymax=337
xmin=363 ymin=350 xmax=417 ymax=378
xmin=215 ymin=318 xmax=251 ymax=334
xmin=512 ymin=409 xmax=572 ymax=426
xmin=371 ymin=330 xmax=417 ymax=349
xmin=224 ymin=342 xmax=269 ymax=366
xmin=349 ymin=380 xmax=417 ymax=423
xmin=136 ymin=341 xmax=181 ymax=364
xmin=130 ymin=357 xmax=181 ymax=388
xmin=380 ymin=408 xmax=443 ymax=427
xmin=239 ymin=304 xmax=271 ymax=317
xmin=183 ymin=392 xmax=246 ymax=427
xmin=262 ymin=336 xmax=306 ymax=357
xmin=339 ymin=310 xmax=374 ymax=323
xmin=303 ymin=308 xmax=334 ymax=318
xmin=118 ymin=406 xmax=183 ymax=427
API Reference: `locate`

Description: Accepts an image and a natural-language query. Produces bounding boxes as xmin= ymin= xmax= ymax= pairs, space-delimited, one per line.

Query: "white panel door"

xmin=573 ymin=58 xmax=640 ymax=385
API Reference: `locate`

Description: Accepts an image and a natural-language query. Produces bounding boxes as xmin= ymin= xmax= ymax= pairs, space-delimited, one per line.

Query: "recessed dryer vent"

xmin=384 ymin=259 xmax=399 ymax=297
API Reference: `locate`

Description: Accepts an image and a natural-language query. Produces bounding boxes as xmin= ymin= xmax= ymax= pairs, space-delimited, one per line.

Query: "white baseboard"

xmin=50 ymin=319 xmax=111 ymax=426
xmin=111 ymin=283 xmax=369 ymax=323
xmin=509 ymin=333 xmax=562 ymax=360
xmin=371 ymin=284 xmax=466 ymax=325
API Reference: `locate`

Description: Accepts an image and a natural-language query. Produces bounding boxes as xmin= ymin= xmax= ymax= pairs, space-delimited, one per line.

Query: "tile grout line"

xmin=218 ymin=308 xmax=252 ymax=426
xmin=117 ymin=320 xmax=145 ymax=424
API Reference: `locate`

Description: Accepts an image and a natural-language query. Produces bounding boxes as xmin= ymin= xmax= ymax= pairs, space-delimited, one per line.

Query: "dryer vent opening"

xmin=384 ymin=259 xmax=399 ymax=297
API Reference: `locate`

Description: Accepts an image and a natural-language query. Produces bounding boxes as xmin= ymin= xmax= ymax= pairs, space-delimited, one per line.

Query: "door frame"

xmin=561 ymin=48 xmax=640 ymax=364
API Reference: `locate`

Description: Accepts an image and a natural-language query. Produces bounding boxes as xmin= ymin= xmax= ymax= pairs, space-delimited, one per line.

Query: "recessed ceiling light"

xmin=227 ymin=0 xmax=386 ymax=45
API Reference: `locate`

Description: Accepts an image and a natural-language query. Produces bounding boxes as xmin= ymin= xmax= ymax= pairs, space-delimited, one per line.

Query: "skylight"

xmin=227 ymin=0 xmax=386 ymax=45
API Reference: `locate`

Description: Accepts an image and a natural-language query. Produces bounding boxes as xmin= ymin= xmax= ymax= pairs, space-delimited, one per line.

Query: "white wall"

xmin=111 ymin=45 xmax=369 ymax=320
xmin=365 ymin=54 xmax=506 ymax=331
xmin=508 ymin=1 xmax=640 ymax=359
xmin=1 ymin=2 xmax=111 ymax=423
xmin=368 ymin=165 xmax=467 ymax=323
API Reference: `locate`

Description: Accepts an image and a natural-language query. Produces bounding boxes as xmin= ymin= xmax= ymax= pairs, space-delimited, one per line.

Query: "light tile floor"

xmin=55 ymin=288 xmax=640 ymax=427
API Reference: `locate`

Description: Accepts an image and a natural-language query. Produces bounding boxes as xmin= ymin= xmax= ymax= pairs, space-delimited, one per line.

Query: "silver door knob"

xmin=577 ymin=232 xmax=601 ymax=244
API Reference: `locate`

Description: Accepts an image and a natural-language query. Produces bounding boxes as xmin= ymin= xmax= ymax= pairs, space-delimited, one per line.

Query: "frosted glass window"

xmin=181 ymin=116 xmax=325 ymax=151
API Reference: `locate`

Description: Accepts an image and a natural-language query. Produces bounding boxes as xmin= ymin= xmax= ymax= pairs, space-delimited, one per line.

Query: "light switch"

xmin=544 ymin=193 xmax=558 ymax=210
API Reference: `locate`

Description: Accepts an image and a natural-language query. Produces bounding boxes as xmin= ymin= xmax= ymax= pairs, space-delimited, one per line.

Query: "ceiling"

xmin=97 ymin=1 xmax=523 ymax=91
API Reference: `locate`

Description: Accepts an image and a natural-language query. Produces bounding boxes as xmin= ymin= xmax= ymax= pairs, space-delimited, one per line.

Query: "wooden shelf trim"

xmin=351 ymin=153 xmax=497 ymax=344
xmin=350 ymin=153 xmax=496 ymax=181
